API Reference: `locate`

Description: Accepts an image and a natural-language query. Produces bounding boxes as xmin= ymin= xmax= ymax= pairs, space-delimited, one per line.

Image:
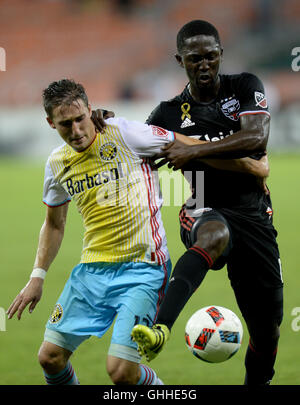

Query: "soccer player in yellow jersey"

xmin=7 ymin=79 xmax=268 ymax=385
xmin=7 ymin=79 xmax=175 ymax=385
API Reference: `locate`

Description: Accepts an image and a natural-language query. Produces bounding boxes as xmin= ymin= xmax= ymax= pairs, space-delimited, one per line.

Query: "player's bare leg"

xmin=106 ymin=355 xmax=163 ymax=385
xmin=106 ymin=355 xmax=140 ymax=385
xmin=38 ymin=341 xmax=79 ymax=384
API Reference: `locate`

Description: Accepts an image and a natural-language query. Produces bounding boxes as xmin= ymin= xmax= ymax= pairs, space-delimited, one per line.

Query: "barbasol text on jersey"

xmin=66 ymin=162 xmax=126 ymax=196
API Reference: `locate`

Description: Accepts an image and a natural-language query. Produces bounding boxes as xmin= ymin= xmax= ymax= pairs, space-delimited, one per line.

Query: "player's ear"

xmin=88 ymin=103 xmax=92 ymax=117
xmin=175 ymin=54 xmax=184 ymax=68
xmin=46 ymin=116 xmax=56 ymax=129
xmin=220 ymin=47 xmax=224 ymax=61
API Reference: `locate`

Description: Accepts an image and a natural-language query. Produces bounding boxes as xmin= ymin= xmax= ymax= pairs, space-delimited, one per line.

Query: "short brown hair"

xmin=43 ymin=79 xmax=89 ymax=118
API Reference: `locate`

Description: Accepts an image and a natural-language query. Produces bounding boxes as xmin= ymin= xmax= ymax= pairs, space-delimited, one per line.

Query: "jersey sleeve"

xmin=237 ymin=73 xmax=270 ymax=118
xmin=43 ymin=159 xmax=71 ymax=207
xmin=145 ymin=103 xmax=166 ymax=127
xmin=108 ymin=117 xmax=175 ymax=157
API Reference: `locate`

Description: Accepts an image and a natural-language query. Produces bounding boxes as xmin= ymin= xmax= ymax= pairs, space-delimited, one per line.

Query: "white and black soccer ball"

xmin=185 ymin=305 xmax=243 ymax=363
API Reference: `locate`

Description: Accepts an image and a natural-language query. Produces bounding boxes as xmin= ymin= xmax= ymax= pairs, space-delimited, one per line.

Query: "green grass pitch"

xmin=0 ymin=153 xmax=299 ymax=385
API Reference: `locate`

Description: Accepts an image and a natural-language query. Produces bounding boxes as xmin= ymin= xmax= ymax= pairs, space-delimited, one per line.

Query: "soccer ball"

xmin=185 ymin=305 xmax=243 ymax=363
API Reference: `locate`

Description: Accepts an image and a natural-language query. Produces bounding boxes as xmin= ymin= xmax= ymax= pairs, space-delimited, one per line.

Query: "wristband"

xmin=30 ymin=268 xmax=47 ymax=280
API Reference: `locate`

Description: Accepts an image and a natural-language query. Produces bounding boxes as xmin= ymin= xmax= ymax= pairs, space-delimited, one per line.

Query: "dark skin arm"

xmin=156 ymin=113 xmax=270 ymax=170
xmin=91 ymin=109 xmax=269 ymax=193
xmin=91 ymin=109 xmax=115 ymax=132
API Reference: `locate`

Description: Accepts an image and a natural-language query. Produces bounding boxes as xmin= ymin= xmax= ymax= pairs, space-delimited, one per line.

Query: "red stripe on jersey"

xmin=147 ymin=161 xmax=165 ymax=263
xmin=143 ymin=160 xmax=162 ymax=263
xmin=141 ymin=160 xmax=164 ymax=264
xmin=154 ymin=261 xmax=169 ymax=323
xmin=239 ymin=111 xmax=270 ymax=117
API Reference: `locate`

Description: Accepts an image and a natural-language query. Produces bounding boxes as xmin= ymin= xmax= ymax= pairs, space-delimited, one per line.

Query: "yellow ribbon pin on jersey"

xmin=181 ymin=103 xmax=191 ymax=121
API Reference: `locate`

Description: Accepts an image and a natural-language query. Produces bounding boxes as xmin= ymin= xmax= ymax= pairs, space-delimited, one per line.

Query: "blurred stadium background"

xmin=0 ymin=0 xmax=300 ymax=386
xmin=1 ymin=0 xmax=300 ymax=156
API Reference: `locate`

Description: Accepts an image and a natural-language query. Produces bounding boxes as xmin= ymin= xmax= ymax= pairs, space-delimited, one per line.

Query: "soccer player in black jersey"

xmin=131 ymin=20 xmax=283 ymax=385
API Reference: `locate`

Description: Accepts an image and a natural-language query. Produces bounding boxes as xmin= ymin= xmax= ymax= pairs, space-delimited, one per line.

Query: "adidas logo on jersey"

xmin=180 ymin=117 xmax=195 ymax=128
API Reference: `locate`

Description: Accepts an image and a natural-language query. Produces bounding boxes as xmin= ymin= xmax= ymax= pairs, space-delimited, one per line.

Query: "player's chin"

xmin=71 ymin=137 xmax=89 ymax=151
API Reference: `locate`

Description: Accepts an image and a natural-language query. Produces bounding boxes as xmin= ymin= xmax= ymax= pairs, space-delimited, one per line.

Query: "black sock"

xmin=156 ymin=246 xmax=212 ymax=330
xmin=244 ymin=339 xmax=278 ymax=385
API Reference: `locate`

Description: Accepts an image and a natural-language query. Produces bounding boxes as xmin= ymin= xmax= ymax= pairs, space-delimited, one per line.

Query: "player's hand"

xmin=6 ymin=278 xmax=44 ymax=320
xmin=91 ymin=109 xmax=115 ymax=133
xmin=257 ymin=177 xmax=270 ymax=195
xmin=154 ymin=140 xmax=197 ymax=170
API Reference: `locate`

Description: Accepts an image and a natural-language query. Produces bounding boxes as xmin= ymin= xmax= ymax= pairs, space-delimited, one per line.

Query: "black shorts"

xmin=179 ymin=196 xmax=283 ymax=290
xmin=179 ymin=197 xmax=284 ymax=325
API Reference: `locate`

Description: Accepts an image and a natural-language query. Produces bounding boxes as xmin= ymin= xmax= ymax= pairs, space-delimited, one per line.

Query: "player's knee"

xmin=195 ymin=221 xmax=230 ymax=259
xmin=107 ymin=358 xmax=139 ymax=385
xmin=38 ymin=344 xmax=68 ymax=374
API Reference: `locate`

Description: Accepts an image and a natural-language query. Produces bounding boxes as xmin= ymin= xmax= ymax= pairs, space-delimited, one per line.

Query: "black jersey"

xmin=146 ymin=72 xmax=270 ymax=209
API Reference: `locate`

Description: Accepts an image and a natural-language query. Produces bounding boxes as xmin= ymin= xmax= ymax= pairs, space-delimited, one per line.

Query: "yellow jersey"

xmin=43 ymin=117 xmax=175 ymax=265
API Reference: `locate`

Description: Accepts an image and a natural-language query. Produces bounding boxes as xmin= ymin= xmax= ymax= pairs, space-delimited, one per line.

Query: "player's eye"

xmin=207 ymin=52 xmax=218 ymax=61
xmin=75 ymin=115 xmax=85 ymax=122
xmin=190 ymin=55 xmax=203 ymax=63
xmin=61 ymin=120 xmax=72 ymax=128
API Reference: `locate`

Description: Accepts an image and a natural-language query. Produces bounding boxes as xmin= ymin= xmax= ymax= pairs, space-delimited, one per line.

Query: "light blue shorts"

xmin=44 ymin=260 xmax=171 ymax=363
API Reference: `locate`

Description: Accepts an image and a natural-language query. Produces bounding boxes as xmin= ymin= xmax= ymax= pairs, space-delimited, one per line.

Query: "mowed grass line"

xmin=0 ymin=153 xmax=299 ymax=385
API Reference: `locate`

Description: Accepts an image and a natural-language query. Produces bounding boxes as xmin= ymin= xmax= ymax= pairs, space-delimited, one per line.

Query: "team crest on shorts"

xmin=49 ymin=304 xmax=63 ymax=324
xmin=100 ymin=142 xmax=117 ymax=161
xmin=220 ymin=97 xmax=240 ymax=121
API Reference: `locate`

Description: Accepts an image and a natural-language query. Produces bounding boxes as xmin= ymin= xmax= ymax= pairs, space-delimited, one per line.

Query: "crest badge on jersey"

xmin=100 ymin=142 xmax=117 ymax=161
xmin=49 ymin=303 xmax=63 ymax=324
xmin=220 ymin=97 xmax=240 ymax=121
xmin=254 ymin=91 xmax=268 ymax=108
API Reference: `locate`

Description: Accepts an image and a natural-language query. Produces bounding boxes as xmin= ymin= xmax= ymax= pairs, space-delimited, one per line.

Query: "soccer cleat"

xmin=131 ymin=324 xmax=170 ymax=362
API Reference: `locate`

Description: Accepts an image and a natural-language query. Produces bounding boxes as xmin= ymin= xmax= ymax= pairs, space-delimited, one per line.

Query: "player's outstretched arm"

xmin=200 ymin=154 xmax=269 ymax=178
xmin=157 ymin=114 xmax=270 ymax=170
xmin=156 ymin=132 xmax=269 ymax=178
xmin=93 ymin=112 xmax=269 ymax=178
xmin=7 ymin=204 xmax=68 ymax=320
